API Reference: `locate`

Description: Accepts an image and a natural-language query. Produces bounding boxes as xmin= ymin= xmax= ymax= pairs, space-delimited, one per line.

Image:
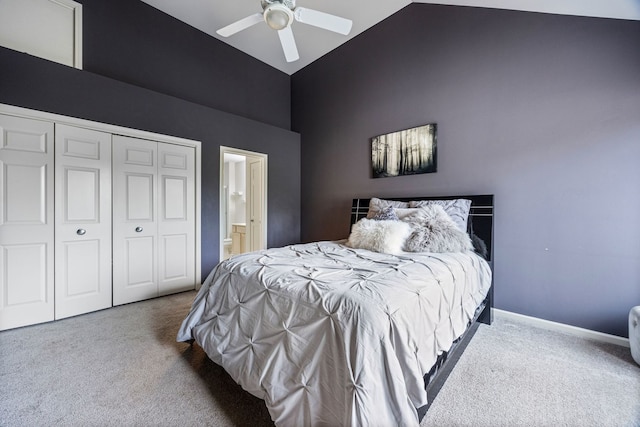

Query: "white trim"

xmin=0 ymin=104 xmax=198 ymax=146
xmin=494 ymin=309 xmax=630 ymax=348
xmin=70 ymin=0 xmax=82 ymax=69
xmin=0 ymin=102 xmax=202 ymax=290
xmin=50 ymin=0 xmax=83 ymax=68
xmin=194 ymin=142 xmax=202 ymax=289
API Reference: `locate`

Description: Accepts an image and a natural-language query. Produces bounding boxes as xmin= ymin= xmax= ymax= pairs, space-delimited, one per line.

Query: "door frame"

xmin=219 ymin=146 xmax=268 ymax=262
xmin=0 ymin=102 xmax=202 ymax=288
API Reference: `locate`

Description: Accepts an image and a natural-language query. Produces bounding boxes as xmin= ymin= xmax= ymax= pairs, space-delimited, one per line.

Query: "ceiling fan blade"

xmin=277 ymin=26 xmax=299 ymax=62
xmin=293 ymin=7 xmax=352 ymax=35
xmin=217 ymin=13 xmax=263 ymax=37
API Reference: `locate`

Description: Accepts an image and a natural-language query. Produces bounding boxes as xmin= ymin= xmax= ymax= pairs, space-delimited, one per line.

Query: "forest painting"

xmin=371 ymin=123 xmax=437 ymax=178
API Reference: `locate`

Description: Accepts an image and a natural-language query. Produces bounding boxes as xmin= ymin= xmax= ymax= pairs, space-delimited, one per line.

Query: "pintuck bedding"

xmin=177 ymin=241 xmax=492 ymax=426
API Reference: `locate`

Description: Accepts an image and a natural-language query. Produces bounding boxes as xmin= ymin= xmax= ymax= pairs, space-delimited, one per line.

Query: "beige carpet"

xmin=422 ymin=313 xmax=640 ymax=426
xmin=0 ymin=291 xmax=638 ymax=426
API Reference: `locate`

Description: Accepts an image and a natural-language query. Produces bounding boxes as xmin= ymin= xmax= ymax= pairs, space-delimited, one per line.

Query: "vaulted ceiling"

xmin=140 ymin=0 xmax=640 ymax=75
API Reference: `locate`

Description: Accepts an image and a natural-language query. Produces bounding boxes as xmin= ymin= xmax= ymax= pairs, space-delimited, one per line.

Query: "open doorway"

xmin=219 ymin=146 xmax=267 ymax=261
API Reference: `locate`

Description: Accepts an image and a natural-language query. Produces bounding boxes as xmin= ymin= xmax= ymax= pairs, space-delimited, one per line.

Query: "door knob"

xmin=76 ymin=229 xmax=86 ymax=236
xmin=135 ymin=227 xmax=143 ymax=232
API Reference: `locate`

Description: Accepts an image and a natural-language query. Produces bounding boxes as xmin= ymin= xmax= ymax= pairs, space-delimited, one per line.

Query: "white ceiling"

xmin=140 ymin=0 xmax=640 ymax=75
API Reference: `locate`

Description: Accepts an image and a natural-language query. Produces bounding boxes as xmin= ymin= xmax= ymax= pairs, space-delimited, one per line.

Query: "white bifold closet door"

xmin=54 ymin=124 xmax=112 ymax=319
xmin=112 ymin=135 xmax=195 ymax=306
xmin=0 ymin=115 xmax=55 ymax=330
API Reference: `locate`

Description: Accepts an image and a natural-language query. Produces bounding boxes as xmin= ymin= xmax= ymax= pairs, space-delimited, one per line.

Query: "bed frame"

xmin=350 ymin=195 xmax=494 ymax=420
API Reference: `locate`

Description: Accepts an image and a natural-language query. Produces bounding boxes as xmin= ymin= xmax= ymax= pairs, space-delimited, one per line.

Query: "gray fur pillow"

xmin=403 ymin=205 xmax=473 ymax=253
xmin=409 ymin=199 xmax=471 ymax=232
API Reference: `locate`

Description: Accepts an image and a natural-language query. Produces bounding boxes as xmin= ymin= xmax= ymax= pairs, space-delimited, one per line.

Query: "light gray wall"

xmin=292 ymin=4 xmax=640 ymax=337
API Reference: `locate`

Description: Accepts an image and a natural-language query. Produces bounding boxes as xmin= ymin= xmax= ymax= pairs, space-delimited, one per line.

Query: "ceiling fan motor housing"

xmin=262 ymin=0 xmax=295 ymax=30
xmin=261 ymin=0 xmax=296 ymax=9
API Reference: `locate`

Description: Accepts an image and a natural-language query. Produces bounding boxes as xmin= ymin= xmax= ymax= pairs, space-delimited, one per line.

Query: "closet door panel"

xmin=62 ymin=240 xmax=101 ymax=295
xmin=112 ymin=136 xmax=158 ymax=305
xmin=0 ymin=114 xmax=54 ymax=331
xmin=3 ymin=244 xmax=48 ymax=302
xmin=3 ymin=163 xmax=47 ymax=223
xmin=158 ymin=144 xmax=195 ymax=295
xmin=161 ymin=234 xmax=188 ymax=280
xmin=55 ymin=124 xmax=112 ymax=319
xmin=125 ymin=236 xmax=155 ymax=285
xmin=127 ymin=174 xmax=154 ymax=220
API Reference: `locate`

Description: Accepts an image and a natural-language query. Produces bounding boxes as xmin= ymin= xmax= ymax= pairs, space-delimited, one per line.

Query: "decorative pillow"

xmin=366 ymin=197 xmax=411 ymax=219
xmin=393 ymin=207 xmax=422 ymax=220
xmin=409 ymin=199 xmax=472 ymax=232
xmin=402 ymin=205 xmax=473 ymax=253
xmin=369 ymin=205 xmax=399 ymax=221
xmin=347 ymin=218 xmax=411 ymax=255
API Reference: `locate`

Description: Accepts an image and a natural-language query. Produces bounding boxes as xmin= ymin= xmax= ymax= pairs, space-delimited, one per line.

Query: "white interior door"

xmin=248 ymin=158 xmax=264 ymax=251
xmin=0 ymin=114 xmax=55 ymax=330
xmin=157 ymin=143 xmax=195 ymax=295
xmin=112 ymin=136 xmax=158 ymax=305
xmin=54 ymin=124 xmax=112 ymax=319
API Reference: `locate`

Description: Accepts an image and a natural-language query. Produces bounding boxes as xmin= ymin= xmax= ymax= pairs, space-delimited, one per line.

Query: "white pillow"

xmin=347 ymin=219 xmax=411 ymax=255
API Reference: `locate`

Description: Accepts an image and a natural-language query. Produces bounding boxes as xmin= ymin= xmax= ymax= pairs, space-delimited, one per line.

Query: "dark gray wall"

xmin=82 ymin=0 xmax=290 ymax=130
xmin=292 ymin=5 xmax=640 ymax=337
xmin=0 ymin=0 xmax=300 ymax=279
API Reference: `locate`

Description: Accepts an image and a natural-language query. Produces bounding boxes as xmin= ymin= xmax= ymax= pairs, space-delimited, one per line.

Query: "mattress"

xmin=177 ymin=241 xmax=492 ymax=426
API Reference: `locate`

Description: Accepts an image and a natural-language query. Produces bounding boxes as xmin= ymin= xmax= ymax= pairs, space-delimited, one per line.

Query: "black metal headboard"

xmin=350 ymin=195 xmax=494 ymax=262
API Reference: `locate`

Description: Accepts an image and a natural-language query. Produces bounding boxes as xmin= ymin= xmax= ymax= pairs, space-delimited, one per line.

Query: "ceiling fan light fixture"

xmin=263 ymin=4 xmax=293 ymax=30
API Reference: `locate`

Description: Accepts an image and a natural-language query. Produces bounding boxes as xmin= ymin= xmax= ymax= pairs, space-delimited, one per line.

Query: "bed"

xmin=178 ymin=195 xmax=494 ymax=426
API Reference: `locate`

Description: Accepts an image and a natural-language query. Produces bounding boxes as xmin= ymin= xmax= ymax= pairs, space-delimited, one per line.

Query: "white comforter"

xmin=177 ymin=241 xmax=491 ymax=426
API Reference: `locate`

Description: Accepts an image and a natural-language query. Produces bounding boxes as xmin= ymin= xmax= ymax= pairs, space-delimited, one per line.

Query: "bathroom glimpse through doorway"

xmin=219 ymin=146 xmax=267 ymax=262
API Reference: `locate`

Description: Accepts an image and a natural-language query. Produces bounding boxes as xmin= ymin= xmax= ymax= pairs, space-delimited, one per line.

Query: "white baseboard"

xmin=493 ymin=309 xmax=630 ymax=348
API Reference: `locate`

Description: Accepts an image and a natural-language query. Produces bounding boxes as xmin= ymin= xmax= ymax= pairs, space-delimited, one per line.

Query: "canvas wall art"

xmin=371 ymin=123 xmax=437 ymax=178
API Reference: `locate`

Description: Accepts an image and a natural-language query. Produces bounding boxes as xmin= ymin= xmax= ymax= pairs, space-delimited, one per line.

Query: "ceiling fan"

xmin=216 ymin=0 xmax=353 ymax=63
